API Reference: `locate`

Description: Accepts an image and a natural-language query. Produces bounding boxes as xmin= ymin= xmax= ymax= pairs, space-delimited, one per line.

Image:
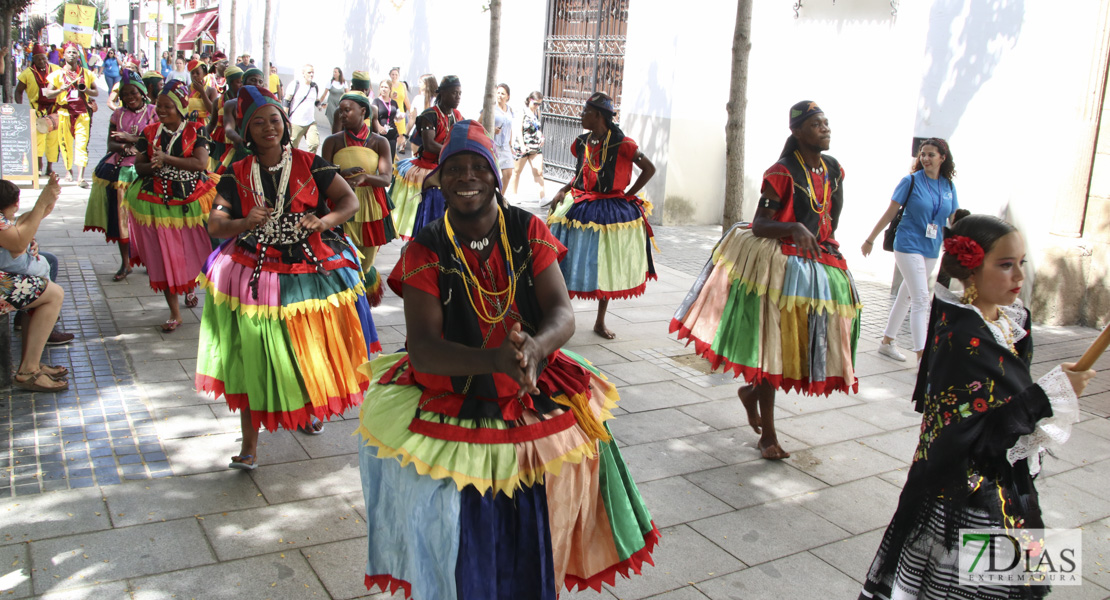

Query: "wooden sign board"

xmin=0 ymin=104 xmax=40 ymax=190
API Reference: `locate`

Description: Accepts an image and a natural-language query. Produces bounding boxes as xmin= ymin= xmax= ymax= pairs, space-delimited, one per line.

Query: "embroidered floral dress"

xmin=0 ymin=214 xmax=48 ymax=314
xmin=860 ymin=286 xmax=1079 ymax=600
xmin=517 ymin=109 xmax=544 ymax=157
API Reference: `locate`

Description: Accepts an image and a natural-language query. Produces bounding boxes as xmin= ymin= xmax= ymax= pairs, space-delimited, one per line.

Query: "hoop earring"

xmin=961 ymin=281 xmax=978 ymax=305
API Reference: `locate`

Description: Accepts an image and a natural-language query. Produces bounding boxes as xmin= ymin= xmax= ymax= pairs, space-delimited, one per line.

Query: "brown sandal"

xmin=13 ymin=370 xmax=69 ymax=392
xmin=40 ymin=364 xmax=69 ymax=380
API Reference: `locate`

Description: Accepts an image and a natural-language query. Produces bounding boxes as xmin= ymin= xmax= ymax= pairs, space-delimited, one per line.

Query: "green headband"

xmin=340 ymin=92 xmax=372 ymax=118
xmin=119 ymin=70 xmax=147 ymax=96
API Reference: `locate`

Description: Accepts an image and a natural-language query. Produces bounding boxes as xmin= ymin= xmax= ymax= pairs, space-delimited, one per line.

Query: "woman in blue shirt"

xmin=862 ymin=139 xmax=960 ymax=362
xmin=102 ymin=48 xmax=121 ymax=94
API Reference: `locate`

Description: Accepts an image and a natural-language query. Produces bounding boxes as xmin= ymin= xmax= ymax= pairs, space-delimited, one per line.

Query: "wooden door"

xmin=541 ymin=0 xmax=629 ymax=182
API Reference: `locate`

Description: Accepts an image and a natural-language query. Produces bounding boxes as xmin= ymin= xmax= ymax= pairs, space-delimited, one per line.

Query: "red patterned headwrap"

xmin=160 ymin=80 xmax=190 ymax=117
xmin=428 ymin=119 xmax=503 ymax=191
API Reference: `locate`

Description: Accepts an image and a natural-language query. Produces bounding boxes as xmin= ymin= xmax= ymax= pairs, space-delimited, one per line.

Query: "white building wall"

xmin=621 ymin=0 xmax=928 ymax=233
xmin=621 ymin=0 xmax=1108 ymax=292
xmin=214 ymin=0 xmax=1109 ymax=271
xmin=218 ymin=0 xmax=546 ymax=118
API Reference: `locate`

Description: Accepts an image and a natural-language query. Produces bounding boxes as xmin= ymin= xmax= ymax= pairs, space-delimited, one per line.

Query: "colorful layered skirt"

xmin=213 ymin=143 xmax=249 ymax=175
xmin=547 ymin=192 xmax=656 ymax=300
xmin=84 ymin=156 xmax=127 ymax=244
xmin=125 ymin=172 xmax=218 ymax=294
xmin=208 ymin=139 xmax=227 ymax=173
xmin=670 ymin=224 xmax=862 ymax=396
xmin=390 ymin=157 xmax=436 ymax=240
xmin=196 ymin=240 xmax=380 ymax=431
xmin=357 ymin=350 xmax=659 ymax=599
xmin=342 ymin=184 xmax=395 ymax=307
xmin=410 ymin=187 xmax=446 ymax=241
xmin=335 ymin=146 xmax=398 ymax=306
xmin=335 ymin=147 xmax=397 ymax=250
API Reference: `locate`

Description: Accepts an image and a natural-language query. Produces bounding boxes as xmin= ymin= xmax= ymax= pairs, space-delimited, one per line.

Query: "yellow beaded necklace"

xmin=443 ymin=204 xmax=517 ymax=325
xmin=582 ymin=129 xmax=611 ymax=173
xmin=794 ymin=150 xmax=831 ymax=218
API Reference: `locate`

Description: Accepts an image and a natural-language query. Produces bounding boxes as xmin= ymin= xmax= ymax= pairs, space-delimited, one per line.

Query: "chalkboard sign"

xmin=0 ymin=104 xmax=40 ymax=189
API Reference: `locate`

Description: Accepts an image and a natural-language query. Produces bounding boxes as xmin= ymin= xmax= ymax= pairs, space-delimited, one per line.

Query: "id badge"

xmin=925 ymin=223 xmax=938 ymax=239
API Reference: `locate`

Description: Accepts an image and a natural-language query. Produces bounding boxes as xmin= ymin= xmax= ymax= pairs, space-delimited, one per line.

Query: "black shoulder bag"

xmin=882 ymin=173 xmax=916 ymax=252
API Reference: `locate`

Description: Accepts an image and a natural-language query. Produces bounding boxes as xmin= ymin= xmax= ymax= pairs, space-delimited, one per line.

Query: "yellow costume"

xmin=392 ymin=81 xmax=408 ymax=136
xmin=17 ymin=65 xmax=60 ymax=163
xmin=332 ymin=144 xmax=396 ymax=304
xmin=204 ymin=73 xmax=225 ymax=93
xmin=185 ymin=87 xmax=210 ymax=124
xmin=47 ymin=67 xmax=97 ymax=171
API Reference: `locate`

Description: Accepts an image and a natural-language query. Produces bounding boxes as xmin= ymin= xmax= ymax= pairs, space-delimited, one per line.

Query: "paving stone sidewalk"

xmin=2 ymin=118 xmax=1109 ymax=598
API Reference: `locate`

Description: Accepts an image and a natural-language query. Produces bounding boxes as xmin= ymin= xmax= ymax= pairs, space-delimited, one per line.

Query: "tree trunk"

xmin=261 ymin=0 xmax=271 ymax=82
xmin=228 ymin=0 xmax=236 ymax=59
xmin=721 ymin=0 xmax=753 ymax=226
xmin=171 ymin=0 xmax=178 ymax=56
xmin=1 ymin=8 xmax=12 ymax=103
xmin=480 ymin=0 xmax=501 ymax=135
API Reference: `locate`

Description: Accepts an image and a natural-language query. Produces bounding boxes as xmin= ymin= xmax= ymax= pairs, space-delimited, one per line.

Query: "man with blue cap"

xmin=356 ymin=119 xmax=659 ymax=599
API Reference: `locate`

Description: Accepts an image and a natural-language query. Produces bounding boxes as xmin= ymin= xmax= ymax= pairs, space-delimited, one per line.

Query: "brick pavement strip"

xmin=2 ymin=115 xmax=1110 ymax=598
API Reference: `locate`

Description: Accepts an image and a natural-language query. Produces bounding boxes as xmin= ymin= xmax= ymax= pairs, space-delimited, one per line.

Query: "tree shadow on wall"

xmin=1026 ymin=200 xmax=1110 ymax=328
xmin=404 ymin=0 xmax=433 ymax=84
xmin=625 ymin=61 xmax=669 ymax=226
xmin=339 ymin=0 xmax=432 ymax=93
xmin=917 ymin=0 xmax=1025 ymax=138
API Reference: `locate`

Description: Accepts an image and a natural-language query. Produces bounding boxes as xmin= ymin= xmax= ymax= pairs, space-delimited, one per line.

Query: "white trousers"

xmin=883 ymin=251 xmax=938 ymax=352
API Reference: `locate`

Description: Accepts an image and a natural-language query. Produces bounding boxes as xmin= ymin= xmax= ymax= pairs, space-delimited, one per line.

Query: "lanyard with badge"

xmin=924 ymin=174 xmax=944 ymax=239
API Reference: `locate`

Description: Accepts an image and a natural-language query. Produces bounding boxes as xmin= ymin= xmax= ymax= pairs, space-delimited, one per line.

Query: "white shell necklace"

xmin=250 ymin=146 xmax=293 ymax=224
xmin=466 ymin=220 xmax=499 ymax=251
xmin=156 ymin=121 xmax=186 ymax=155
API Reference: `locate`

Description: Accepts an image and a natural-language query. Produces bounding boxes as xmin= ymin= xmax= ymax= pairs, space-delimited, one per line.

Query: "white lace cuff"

xmin=1007 ymin=366 xmax=1080 ymax=475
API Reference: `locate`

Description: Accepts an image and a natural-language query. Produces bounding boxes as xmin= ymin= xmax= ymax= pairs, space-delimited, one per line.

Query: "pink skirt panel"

xmin=129 ymin=222 xmax=211 ymax=294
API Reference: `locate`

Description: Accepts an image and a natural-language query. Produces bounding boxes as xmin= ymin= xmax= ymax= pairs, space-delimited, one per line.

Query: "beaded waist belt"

xmin=246 ymin=212 xmax=328 ymax=299
xmin=156 ymin=165 xmax=199 ymax=182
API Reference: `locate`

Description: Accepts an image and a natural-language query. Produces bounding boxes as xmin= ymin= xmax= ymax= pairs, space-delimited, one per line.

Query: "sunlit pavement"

xmin=2 ymin=114 xmax=1109 ymax=599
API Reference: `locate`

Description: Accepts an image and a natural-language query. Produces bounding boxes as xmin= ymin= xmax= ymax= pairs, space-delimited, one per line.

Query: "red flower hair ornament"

xmin=943 ymin=235 xmax=985 ymax=269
